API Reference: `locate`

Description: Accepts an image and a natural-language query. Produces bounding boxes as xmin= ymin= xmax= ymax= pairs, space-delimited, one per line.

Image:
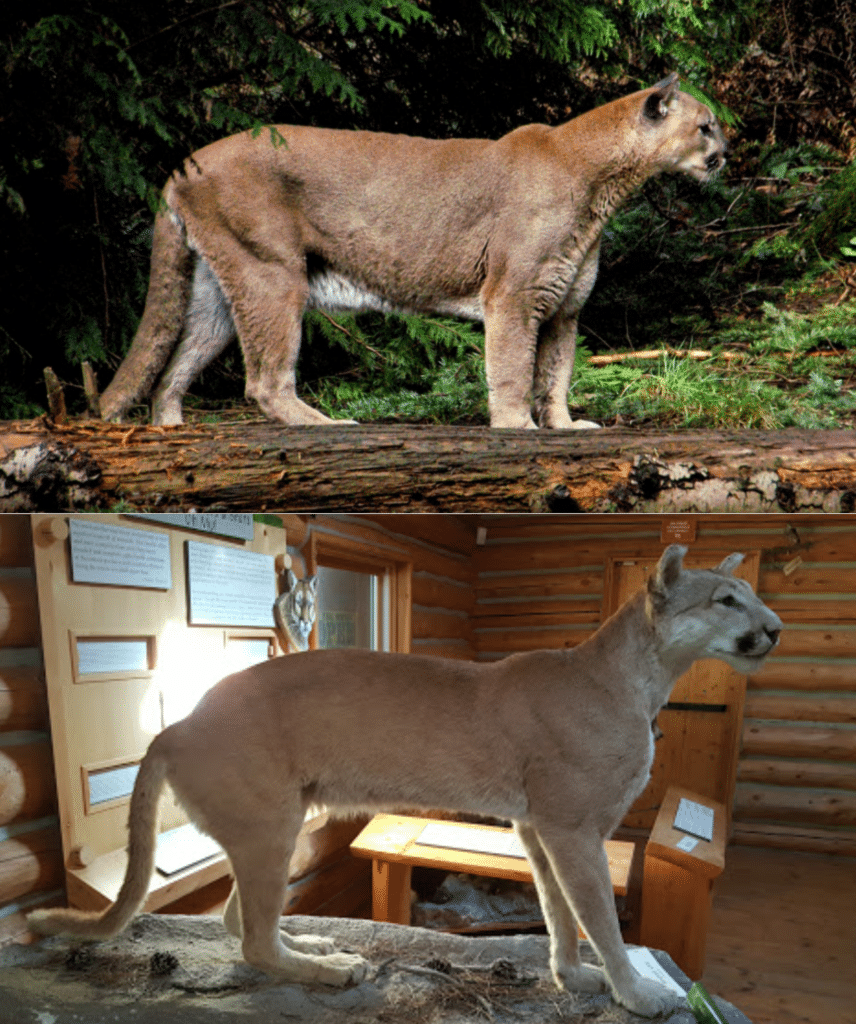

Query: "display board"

xmin=32 ymin=513 xmax=289 ymax=914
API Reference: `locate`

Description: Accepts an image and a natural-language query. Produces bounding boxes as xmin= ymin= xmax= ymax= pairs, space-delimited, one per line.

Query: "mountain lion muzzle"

xmin=28 ymin=546 xmax=779 ymax=1018
xmin=100 ymin=74 xmax=726 ymax=429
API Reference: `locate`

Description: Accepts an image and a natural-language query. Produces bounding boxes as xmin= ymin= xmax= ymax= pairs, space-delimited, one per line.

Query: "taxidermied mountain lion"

xmin=29 ymin=546 xmax=780 ymax=1018
xmin=100 ymin=74 xmax=726 ymax=429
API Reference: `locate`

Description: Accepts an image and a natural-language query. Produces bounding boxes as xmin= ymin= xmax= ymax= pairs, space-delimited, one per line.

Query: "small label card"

xmin=676 ymin=835 xmax=700 ymax=853
xmin=627 ymin=947 xmax=686 ymax=997
xmin=673 ymin=798 xmax=714 ymax=842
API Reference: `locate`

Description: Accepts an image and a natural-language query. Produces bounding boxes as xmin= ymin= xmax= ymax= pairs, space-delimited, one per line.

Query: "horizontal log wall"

xmin=0 ymin=516 xmax=63 ymax=944
xmin=471 ymin=514 xmax=856 ymax=855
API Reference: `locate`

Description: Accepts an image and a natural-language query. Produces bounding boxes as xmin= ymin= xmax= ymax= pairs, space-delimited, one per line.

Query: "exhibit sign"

xmin=69 ymin=519 xmax=172 ymax=589
xmin=129 ymin=514 xmax=255 ymax=540
xmin=186 ymin=541 xmax=276 ymax=627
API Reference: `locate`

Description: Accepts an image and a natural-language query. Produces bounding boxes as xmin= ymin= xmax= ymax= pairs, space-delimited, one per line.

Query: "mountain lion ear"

xmin=643 ymin=72 xmax=680 ymax=120
xmin=715 ymin=552 xmax=744 ymax=576
xmin=650 ymin=544 xmax=687 ymax=596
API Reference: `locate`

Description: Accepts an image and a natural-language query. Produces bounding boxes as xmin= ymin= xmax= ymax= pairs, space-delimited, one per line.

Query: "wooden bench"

xmin=350 ymin=813 xmax=634 ymax=932
xmin=641 ymin=785 xmax=727 ymax=980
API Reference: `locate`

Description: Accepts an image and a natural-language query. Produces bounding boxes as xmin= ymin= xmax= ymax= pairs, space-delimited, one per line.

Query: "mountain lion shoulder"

xmin=29 ymin=546 xmax=780 ymax=1019
xmin=100 ymin=74 xmax=726 ymax=429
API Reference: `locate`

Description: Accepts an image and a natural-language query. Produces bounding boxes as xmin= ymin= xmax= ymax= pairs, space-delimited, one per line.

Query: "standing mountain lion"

xmin=29 ymin=546 xmax=780 ymax=1018
xmin=100 ymin=74 xmax=726 ymax=428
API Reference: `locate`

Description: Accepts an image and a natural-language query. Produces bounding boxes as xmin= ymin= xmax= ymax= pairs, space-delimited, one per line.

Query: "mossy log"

xmin=1 ymin=418 xmax=855 ymax=512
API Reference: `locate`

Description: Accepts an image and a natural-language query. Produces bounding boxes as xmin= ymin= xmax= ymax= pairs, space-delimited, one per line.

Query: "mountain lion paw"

xmin=616 ymin=976 xmax=681 ymax=1018
xmin=552 ymin=961 xmax=608 ymax=994
xmin=281 ymin=931 xmax=336 ymax=955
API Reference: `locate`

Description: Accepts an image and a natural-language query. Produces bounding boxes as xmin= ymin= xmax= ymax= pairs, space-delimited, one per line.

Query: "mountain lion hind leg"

xmin=218 ymin=813 xmax=367 ymax=985
xmin=222 ymin=879 xmax=336 ymax=956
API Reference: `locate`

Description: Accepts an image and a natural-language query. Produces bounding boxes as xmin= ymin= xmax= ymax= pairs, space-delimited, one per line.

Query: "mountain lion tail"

xmin=99 ymin=196 xmax=194 ymax=422
xmin=27 ymin=742 xmax=168 ymax=940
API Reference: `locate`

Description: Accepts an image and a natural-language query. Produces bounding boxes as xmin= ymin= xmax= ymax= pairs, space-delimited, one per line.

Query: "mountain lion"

xmin=99 ymin=74 xmax=726 ymax=429
xmin=29 ymin=546 xmax=780 ymax=1018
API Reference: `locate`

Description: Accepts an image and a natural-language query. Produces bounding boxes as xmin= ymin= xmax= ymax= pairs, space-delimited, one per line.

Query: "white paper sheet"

xmin=186 ymin=541 xmax=276 ymax=627
xmin=673 ymin=797 xmax=714 ymax=841
xmin=70 ymin=519 xmax=171 ymax=589
xmin=416 ymin=822 xmax=526 ymax=859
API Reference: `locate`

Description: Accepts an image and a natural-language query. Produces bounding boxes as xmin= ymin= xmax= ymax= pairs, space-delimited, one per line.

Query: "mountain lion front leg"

xmin=533 ymin=244 xmax=601 ymax=430
xmin=532 ymin=821 xmax=679 ymax=1018
xmin=514 ymin=823 xmax=607 ymax=995
xmin=481 ymin=286 xmax=539 ymax=428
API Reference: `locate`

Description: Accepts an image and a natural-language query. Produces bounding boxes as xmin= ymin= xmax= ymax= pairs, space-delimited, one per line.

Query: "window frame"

xmin=305 ymin=531 xmax=411 ymax=654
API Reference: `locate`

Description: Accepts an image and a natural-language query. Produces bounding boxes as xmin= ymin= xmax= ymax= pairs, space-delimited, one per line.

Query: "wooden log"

xmin=0 ymin=744 xmax=58 ymax=826
xmin=737 ymin=758 xmax=856 ymax=791
xmin=741 ymin=722 xmax=856 ymax=761
xmin=42 ymin=368 xmax=67 ymax=425
xmin=734 ymin=783 xmax=856 ymax=827
xmin=0 ymin=577 xmax=40 ymax=648
xmin=743 ymin=693 xmax=856 ymax=724
xmin=411 ymin=608 xmax=472 ymax=643
xmin=775 ymin=629 xmax=856 ymax=659
xmin=410 ymin=640 xmax=474 ymax=660
xmin=0 ymin=827 xmax=64 ymax=904
xmin=0 ymin=667 xmax=48 ymax=732
xmin=731 ymin=821 xmax=856 ymax=856
xmin=81 ymin=361 xmax=101 ymax=418
xmin=3 ymin=420 xmax=856 ymax=511
xmin=759 ymin=566 xmax=856 ymax=594
xmin=477 ymin=571 xmax=604 ymax=599
xmin=749 ymin=662 xmax=856 ymax=692
xmin=411 ymin=574 xmax=473 ymax=614
xmin=0 ymin=516 xmax=34 ymax=566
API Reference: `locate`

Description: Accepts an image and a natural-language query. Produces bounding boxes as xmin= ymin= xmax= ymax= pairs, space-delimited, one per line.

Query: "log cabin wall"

xmin=472 ymin=515 xmax=856 ymax=856
xmin=0 ymin=517 xmax=64 ymax=943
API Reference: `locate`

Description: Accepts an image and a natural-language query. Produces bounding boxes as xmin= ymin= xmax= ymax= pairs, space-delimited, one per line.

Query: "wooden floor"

xmin=702 ymin=846 xmax=856 ymax=1024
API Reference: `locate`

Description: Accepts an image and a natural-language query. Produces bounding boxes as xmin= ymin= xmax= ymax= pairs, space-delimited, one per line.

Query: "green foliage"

xmin=301 ymin=311 xmax=487 ymax=423
xmin=0 ymin=0 xmax=850 ymax=426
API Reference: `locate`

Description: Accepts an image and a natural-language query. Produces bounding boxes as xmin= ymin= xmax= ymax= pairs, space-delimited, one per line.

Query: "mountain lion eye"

xmin=719 ymin=594 xmax=738 ymax=608
xmin=699 ymin=124 xmax=711 ymax=135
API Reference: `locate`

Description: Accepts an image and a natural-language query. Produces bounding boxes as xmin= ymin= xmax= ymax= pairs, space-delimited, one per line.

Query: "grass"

xmin=300 ymin=291 xmax=856 ymax=431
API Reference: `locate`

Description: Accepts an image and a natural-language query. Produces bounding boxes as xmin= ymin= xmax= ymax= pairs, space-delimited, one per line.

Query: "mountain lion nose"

xmin=765 ymin=627 xmax=780 ymax=645
xmin=705 ymin=153 xmax=722 ymax=171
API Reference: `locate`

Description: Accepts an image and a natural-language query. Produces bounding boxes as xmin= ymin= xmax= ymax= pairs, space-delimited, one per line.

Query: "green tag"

xmin=687 ymin=982 xmax=728 ymax=1024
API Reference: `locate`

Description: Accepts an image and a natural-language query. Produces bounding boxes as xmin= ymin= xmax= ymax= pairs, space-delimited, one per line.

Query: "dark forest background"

xmin=1 ymin=0 xmax=854 ymax=423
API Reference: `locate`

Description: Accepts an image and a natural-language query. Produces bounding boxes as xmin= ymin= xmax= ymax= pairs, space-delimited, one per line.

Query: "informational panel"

xmin=186 ymin=541 xmax=276 ymax=627
xmin=129 ymin=514 xmax=255 ymax=541
xmin=74 ymin=638 xmax=152 ymax=678
xmin=69 ymin=519 xmax=171 ymax=589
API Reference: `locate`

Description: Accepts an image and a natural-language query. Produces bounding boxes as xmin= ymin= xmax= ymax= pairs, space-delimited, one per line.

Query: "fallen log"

xmin=1 ymin=418 xmax=855 ymax=512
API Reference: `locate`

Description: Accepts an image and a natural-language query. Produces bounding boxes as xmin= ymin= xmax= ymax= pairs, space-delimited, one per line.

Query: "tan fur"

xmin=28 ymin=546 xmax=778 ymax=1016
xmin=100 ymin=75 xmax=726 ymax=429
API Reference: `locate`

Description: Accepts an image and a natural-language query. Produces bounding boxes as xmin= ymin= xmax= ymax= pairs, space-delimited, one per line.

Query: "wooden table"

xmin=350 ymin=813 xmax=634 ymax=932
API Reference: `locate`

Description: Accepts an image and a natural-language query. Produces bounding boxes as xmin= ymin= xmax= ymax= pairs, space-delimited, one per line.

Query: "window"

xmin=305 ymin=528 xmax=411 ymax=654
xmin=316 ymin=566 xmax=388 ymax=651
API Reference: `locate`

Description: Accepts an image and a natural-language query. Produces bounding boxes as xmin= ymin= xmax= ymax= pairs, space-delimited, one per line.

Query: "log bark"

xmin=2 ymin=418 xmax=856 ymax=512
